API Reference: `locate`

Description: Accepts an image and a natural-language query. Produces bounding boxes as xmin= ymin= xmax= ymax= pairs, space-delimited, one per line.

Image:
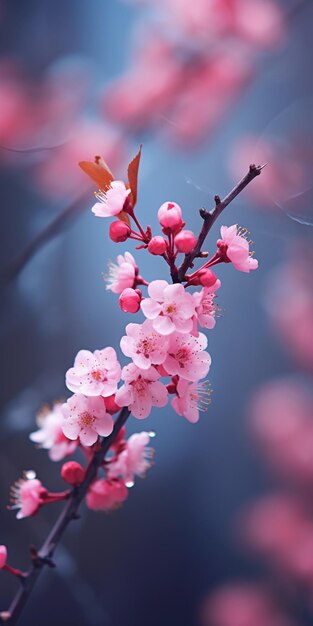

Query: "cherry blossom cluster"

xmin=0 ymin=150 xmax=260 ymax=623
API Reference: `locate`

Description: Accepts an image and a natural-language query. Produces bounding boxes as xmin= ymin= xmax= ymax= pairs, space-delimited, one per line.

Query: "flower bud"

xmin=199 ymin=269 xmax=218 ymax=288
xmin=109 ymin=220 xmax=131 ymax=243
xmin=157 ymin=202 xmax=184 ymax=234
xmin=61 ymin=461 xmax=84 ymax=486
xmin=103 ymin=394 xmax=121 ymax=415
xmin=174 ymin=230 xmax=197 ymax=253
xmin=148 ymin=236 xmax=167 ymax=256
xmin=119 ymin=288 xmax=142 ymax=313
xmin=0 ymin=546 xmax=7 ymax=569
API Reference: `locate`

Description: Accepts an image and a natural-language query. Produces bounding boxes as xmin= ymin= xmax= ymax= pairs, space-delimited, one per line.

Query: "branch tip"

xmin=199 ymin=208 xmax=208 ymax=220
xmin=214 ymin=195 xmax=221 ymax=206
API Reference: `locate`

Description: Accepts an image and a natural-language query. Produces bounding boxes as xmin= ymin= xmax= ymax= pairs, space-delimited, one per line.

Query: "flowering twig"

xmin=177 ymin=164 xmax=265 ymax=282
xmin=0 ymin=407 xmax=130 ymax=626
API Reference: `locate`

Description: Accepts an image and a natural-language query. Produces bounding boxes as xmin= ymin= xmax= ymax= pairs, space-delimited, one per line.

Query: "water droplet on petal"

xmin=125 ymin=480 xmax=134 ymax=488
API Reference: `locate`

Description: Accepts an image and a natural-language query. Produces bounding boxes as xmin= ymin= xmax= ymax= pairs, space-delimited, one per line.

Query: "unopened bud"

xmin=61 ymin=462 xmax=84 ymax=485
xmin=109 ymin=220 xmax=131 ymax=243
xmin=157 ymin=202 xmax=184 ymax=234
xmin=148 ymin=236 xmax=167 ymax=256
xmin=174 ymin=230 xmax=197 ymax=253
xmin=119 ymin=288 xmax=142 ymax=313
xmin=103 ymin=394 xmax=121 ymax=415
xmin=0 ymin=546 xmax=7 ymax=569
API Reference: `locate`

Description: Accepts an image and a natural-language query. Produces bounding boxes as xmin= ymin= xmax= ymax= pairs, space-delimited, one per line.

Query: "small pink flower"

xmin=141 ymin=280 xmax=195 ymax=335
xmin=11 ymin=475 xmax=46 ymax=519
xmin=164 ymin=331 xmax=211 ymax=381
xmin=61 ymin=395 xmax=114 ymax=446
xmin=119 ymin=288 xmax=142 ymax=313
xmin=105 ymin=252 xmax=137 ymax=294
xmin=86 ymin=478 xmax=128 ymax=511
xmin=107 ymin=431 xmax=154 ymax=486
xmin=0 ymin=546 xmax=7 ymax=569
xmin=193 ymin=288 xmax=219 ymax=331
xmin=115 ymin=364 xmax=168 ymax=419
xmin=218 ymin=225 xmax=258 ymax=272
xmin=109 ymin=220 xmax=131 ymax=242
xmin=65 ymin=348 xmax=121 ymax=397
xmin=91 ymin=181 xmax=130 ymax=218
xmin=120 ymin=319 xmax=169 ymax=369
xmin=174 ymin=230 xmax=197 ymax=253
xmin=172 ymin=378 xmax=212 ymax=423
xmin=30 ymin=403 xmax=77 ymax=462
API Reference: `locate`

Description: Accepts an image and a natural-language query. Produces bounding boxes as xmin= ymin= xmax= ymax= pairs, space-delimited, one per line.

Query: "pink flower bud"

xmin=109 ymin=220 xmax=131 ymax=243
xmin=119 ymin=288 xmax=142 ymax=313
xmin=148 ymin=236 xmax=167 ymax=256
xmin=188 ymin=269 xmax=219 ymax=288
xmin=103 ymin=394 xmax=121 ymax=415
xmin=199 ymin=269 xmax=218 ymax=288
xmin=174 ymin=230 xmax=197 ymax=253
xmin=157 ymin=202 xmax=184 ymax=234
xmin=0 ymin=546 xmax=7 ymax=569
xmin=61 ymin=462 xmax=85 ymax=485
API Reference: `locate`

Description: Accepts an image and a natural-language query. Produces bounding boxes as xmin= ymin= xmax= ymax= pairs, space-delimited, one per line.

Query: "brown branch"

xmin=0 ymin=189 xmax=92 ymax=288
xmin=177 ymin=164 xmax=265 ymax=282
xmin=1 ymin=407 xmax=130 ymax=626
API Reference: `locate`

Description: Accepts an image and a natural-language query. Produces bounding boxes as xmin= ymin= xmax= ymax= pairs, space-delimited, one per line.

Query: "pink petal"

xmin=148 ymin=280 xmax=168 ymax=301
xmin=141 ymin=298 xmax=162 ymax=319
xmin=153 ymin=315 xmax=175 ymax=335
xmin=95 ymin=414 xmax=114 ymax=437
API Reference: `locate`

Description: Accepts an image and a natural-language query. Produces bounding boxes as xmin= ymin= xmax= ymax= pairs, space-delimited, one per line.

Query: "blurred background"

xmin=0 ymin=0 xmax=313 ymax=624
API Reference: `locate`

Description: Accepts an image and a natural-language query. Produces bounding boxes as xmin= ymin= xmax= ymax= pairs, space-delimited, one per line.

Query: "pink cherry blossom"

xmin=86 ymin=478 xmax=128 ymax=511
xmin=61 ymin=395 xmax=114 ymax=446
xmin=120 ymin=319 xmax=169 ymax=369
xmin=172 ymin=378 xmax=212 ymax=423
xmin=164 ymin=331 xmax=211 ymax=381
xmin=107 ymin=431 xmax=154 ymax=486
xmin=0 ymin=546 xmax=7 ymax=569
xmin=105 ymin=252 xmax=137 ymax=294
xmin=115 ymin=364 xmax=168 ymax=419
xmin=193 ymin=288 xmax=219 ymax=331
xmin=91 ymin=180 xmax=131 ymax=218
xmin=141 ymin=280 xmax=195 ymax=335
xmin=10 ymin=476 xmax=46 ymax=520
xmin=30 ymin=403 xmax=77 ymax=462
xmin=218 ymin=225 xmax=258 ymax=272
xmin=65 ymin=347 xmax=121 ymax=397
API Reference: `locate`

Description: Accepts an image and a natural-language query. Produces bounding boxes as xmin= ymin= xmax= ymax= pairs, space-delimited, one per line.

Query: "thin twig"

xmin=177 ymin=164 xmax=265 ymax=282
xmin=0 ymin=189 xmax=92 ymax=288
xmin=1 ymin=407 xmax=130 ymax=625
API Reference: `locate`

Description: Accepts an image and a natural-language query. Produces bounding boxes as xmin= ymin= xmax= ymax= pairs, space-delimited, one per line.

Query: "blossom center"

xmin=137 ymin=335 xmax=157 ymax=358
xmin=176 ymin=347 xmax=190 ymax=365
xmin=132 ymin=376 xmax=148 ymax=396
xmin=79 ymin=411 xmax=95 ymax=428
xmin=91 ymin=369 xmax=105 ymax=382
xmin=165 ymin=303 xmax=176 ymax=315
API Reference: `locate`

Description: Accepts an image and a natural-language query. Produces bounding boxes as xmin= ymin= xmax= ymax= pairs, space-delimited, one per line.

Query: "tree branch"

xmin=0 ymin=189 xmax=92 ymax=288
xmin=177 ymin=164 xmax=264 ymax=282
xmin=1 ymin=407 xmax=130 ymax=626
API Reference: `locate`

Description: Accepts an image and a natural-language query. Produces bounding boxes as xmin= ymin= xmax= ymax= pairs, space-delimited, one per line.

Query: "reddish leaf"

xmin=117 ymin=210 xmax=131 ymax=227
xmin=79 ymin=159 xmax=114 ymax=191
xmin=127 ymin=145 xmax=142 ymax=207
